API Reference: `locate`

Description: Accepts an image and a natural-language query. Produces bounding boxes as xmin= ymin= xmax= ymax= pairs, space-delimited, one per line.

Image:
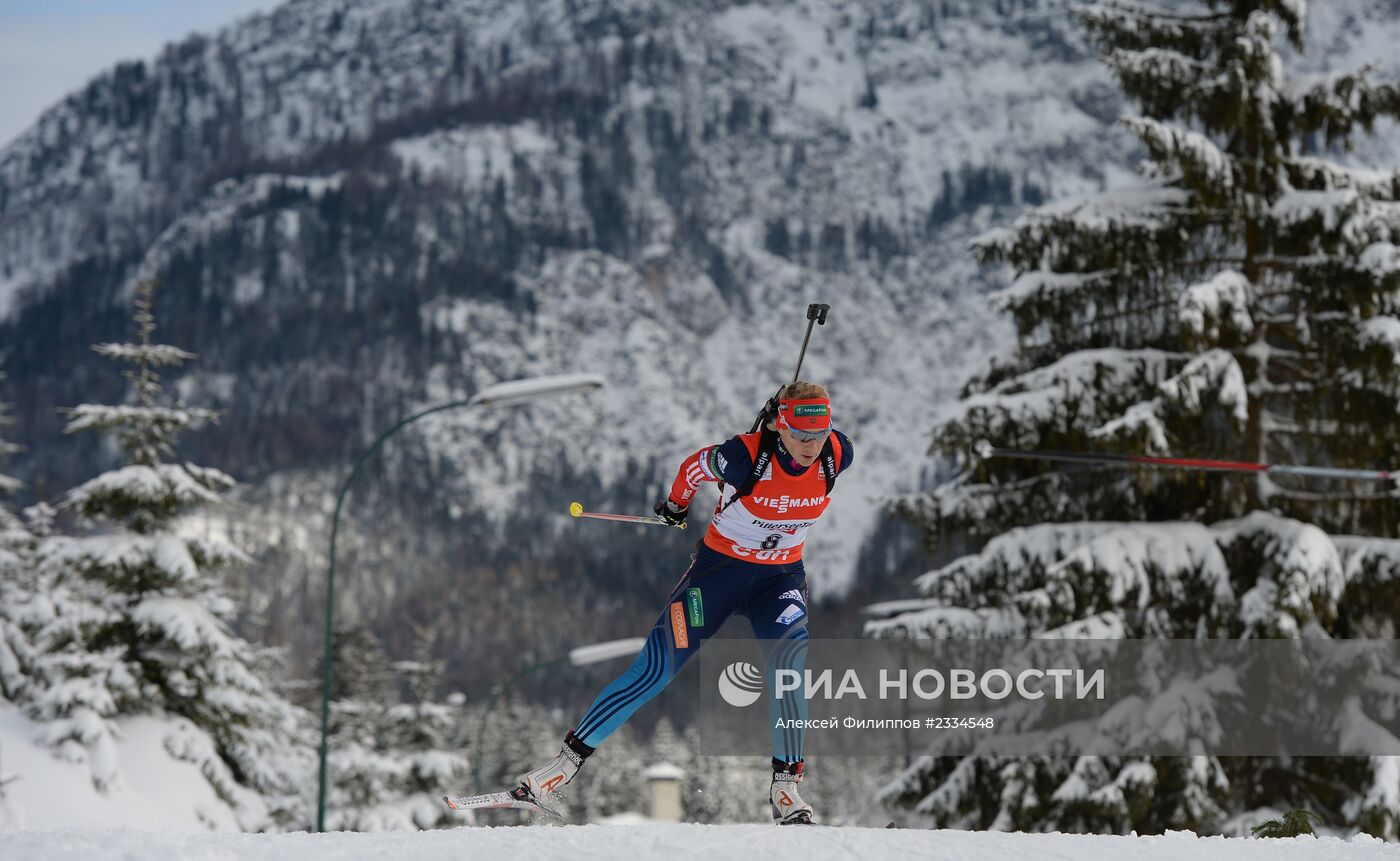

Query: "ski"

xmin=442 ymin=786 xmax=563 ymax=818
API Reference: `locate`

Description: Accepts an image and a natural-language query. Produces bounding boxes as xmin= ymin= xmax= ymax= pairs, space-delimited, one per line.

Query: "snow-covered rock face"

xmin=1 ymin=0 xmax=1397 ymax=599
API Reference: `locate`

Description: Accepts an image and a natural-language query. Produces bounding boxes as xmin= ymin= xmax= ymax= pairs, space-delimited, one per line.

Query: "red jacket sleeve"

xmin=666 ymin=437 xmax=756 ymax=507
xmin=667 ymin=446 xmax=719 ymax=507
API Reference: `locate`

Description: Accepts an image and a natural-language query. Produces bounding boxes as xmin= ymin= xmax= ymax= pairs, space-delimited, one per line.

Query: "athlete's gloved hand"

xmin=653 ymin=498 xmax=688 ymax=528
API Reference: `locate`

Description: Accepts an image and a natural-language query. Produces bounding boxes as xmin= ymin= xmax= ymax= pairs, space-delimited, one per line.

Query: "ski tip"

xmin=569 ymin=501 xmax=583 ymax=517
xmin=442 ymin=795 xmax=458 ymax=810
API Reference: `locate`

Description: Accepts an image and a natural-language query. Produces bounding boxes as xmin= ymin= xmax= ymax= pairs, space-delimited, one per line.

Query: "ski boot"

xmin=770 ymin=759 xmax=815 ymax=825
xmin=516 ymin=730 xmax=594 ymax=813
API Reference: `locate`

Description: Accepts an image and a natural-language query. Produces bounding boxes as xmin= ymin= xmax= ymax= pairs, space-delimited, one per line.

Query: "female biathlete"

xmin=514 ymin=381 xmax=853 ymax=824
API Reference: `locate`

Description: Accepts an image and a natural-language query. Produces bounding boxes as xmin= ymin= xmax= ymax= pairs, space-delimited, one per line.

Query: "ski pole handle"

xmin=568 ymin=501 xmax=686 ymax=529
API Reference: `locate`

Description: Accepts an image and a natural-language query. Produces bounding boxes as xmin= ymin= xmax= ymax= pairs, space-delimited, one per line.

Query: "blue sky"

xmin=0 ymin=0 xmax=279 ymax=146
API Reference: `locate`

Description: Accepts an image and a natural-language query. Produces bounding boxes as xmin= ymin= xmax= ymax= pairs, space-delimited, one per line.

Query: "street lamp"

xmin=315 ymin=373 xmax=604 ymax=832
xmin=472 ymin=637 xmax=646 ymax=794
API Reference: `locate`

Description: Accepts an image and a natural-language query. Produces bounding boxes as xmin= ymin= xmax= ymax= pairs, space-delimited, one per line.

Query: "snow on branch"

xmin=1357 ymin=317 xmax=1400 ymax=368
xmin=1039 ymin=611 xmax=1128 ymax=639
xmin=864 ymin=605 xmax=1027 ymax=640
xmin=1039 ymin=523 xmax=1235 ymax=635
xmin=1179 ymin=270 xmax=1254 ymax=345
xmin=1275 ymin=0 xmax=1308 ymax=34
xmin=1286 ymin=66 xmax=1400 ymax=148
xmin=92 ymin=343 xmax=196 ymax=367
xmin=130 ymin=597 xmax=238 ymax=656
xmin=64 ymin=404 xmax=218 ymax=436
xmin=1271 ymin=191 xmax=1400 ymax=251
xmin=1101 ymin=668 xmax=1243 ymax=751
xmin=1286 ymin=157 xmax=1400 ymax=200
xmin=991 ymin=270 xmax=1116 ymax=314
xmin=1077 ymin=1 xmax=1232 ymax=58
xmin=1121 ymin=116 xmax=1233 ymax=191
xmin=1090 ymin=396 xmax=1170 ymax=453
xmin=1160 ymin=349 xmax=1249 ymax=422
xmin=1108 ymin=46 xmax=1208 ymax=83
xmin=66 ymin=464 xmax=227 ymax=512
xmin=1271 ymin=189 xmax=1358 ymax=231
xmin=940 ymin=348 xmax=1179 ymax=451
xmin=918 ymin=470 xmax=1110 ymax=548
xmin=972 ymin=184 xmax=1189 ymax=268
xmin=1088 ymin=350 xmax=1246 ymax=454
xmin=1334 ymin=534 xmax=1400 ymax=591
xmin=1283 ymin=242 xmax=1400 ymax=312
xmin=915 ymin=522 xmax=1122 ymax=605
xmin=1210 ymin=512 xmax=1344 ymax=636
xmin=63 ymin=463 xmax=235 ymax=532
xmin=1333 ymin=701 xmax=1400 ymax=837
xmin=44 ymin=533 xmax=217 ymax=591
xmin=1359 ymin=243 xmax=1400 ymax=278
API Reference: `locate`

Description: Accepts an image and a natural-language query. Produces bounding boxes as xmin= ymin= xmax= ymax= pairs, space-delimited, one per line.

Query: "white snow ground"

xmin=0 ymin=702 xmax=239 ymax=832
xmin=5 ymin=823 xmax=1399 ymax=861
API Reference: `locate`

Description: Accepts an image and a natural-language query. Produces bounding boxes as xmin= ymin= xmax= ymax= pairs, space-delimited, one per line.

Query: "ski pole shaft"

xmin=986 ymin=447 xmax=1395 ymax=482
xmin=568 ymin=501 xmax=686 ymax=528
xmin=790 ymin=303 xmax=831 ymax=383
xmin=749 ymin=303 xmax=832 ymax=434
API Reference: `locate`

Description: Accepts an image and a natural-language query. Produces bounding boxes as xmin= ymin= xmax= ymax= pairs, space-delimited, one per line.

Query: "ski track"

xmin=5 ymin=824 xmax=1398 ymax=861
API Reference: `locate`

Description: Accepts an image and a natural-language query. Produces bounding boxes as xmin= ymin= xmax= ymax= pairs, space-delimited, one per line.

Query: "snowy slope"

xmin=0 ymin=702 xmax=240 ymax=832
xmin=5 ymin=822 xmax=1399 ymax=861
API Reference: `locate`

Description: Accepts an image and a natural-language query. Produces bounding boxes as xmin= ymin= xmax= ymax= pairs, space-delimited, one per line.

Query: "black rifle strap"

xmin=717 ymin=426 xmax=779 ymax=514
xmin=718 ymin=428 xmax=840 ymax=515
xmin=820 ymin=435 xmax=838 ymax=495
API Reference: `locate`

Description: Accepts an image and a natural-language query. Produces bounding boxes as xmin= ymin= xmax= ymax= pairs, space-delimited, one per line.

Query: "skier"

xmin=514 ymin=381 xmax=853 ymax=824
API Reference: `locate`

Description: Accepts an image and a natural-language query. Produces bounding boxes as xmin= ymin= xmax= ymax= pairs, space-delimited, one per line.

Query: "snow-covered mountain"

xmin=2 ymin=0 xmax=1398 ymax=673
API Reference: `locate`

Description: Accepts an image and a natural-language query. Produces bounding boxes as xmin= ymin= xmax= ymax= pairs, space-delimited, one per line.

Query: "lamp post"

xmin=471 ymin=637 xmax=646 ymax=794
xmin=315 ymin=373 xmax=604 ymax=832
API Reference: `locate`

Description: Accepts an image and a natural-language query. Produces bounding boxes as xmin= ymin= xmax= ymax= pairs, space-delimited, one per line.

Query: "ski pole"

xmin=790 ymin=302 xmax=831 ymax=384
xmin=982 ymin=445 xmax=1396 ymax=483
xmin=749 ymin=303 xmax=832 ymax=434
xmin=568 ymin=501 xmax=687 ymax=528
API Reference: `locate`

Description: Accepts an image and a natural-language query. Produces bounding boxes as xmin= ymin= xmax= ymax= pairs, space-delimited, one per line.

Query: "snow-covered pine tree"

xmin=379 ymin=653 xmax=470 ymax=827
xmin=872 ymin=0 xmax=1400 ymax=838
xmin=574 ymin=721 xmax=652 ymax=823
xmin=0 ymin=382 xmax=41 ymax=705
xmin=322 ymin=625 xmax=469 ymax=830
xmin=25 ymin=276 xmax=307 ymax=824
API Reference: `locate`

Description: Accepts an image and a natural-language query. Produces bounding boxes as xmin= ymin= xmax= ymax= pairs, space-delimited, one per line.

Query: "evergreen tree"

xmin=322 ymin=625 xmax=469 ymax=831
xmin=572 ymin=720 xmax=646 ymax=822
xmin=874 ymin=1 xmax=1400 ymax=838
xmin=681 ymin=724 xmax=768 ymax=824
xmin=25 ymin=277 xmax=307 ymax=824
xmin=0 ymin=383 xmax=41 ymax=705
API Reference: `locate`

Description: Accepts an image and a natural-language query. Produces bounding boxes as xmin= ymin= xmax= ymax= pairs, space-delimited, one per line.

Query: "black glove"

xmin=653 ymin=498 xmax=688 ymax=528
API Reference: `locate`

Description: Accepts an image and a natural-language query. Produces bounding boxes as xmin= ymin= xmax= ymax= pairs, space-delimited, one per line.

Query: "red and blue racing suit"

xmin=570 ymin=430 xmax=853 ymax=763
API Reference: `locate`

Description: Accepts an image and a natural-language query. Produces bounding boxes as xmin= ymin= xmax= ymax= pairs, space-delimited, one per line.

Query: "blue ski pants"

xmin=572 ymin=544 xmax=810 ymax=763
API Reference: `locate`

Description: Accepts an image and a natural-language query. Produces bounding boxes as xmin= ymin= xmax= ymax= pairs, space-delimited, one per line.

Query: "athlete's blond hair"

xmin=766 ymin=381 xmax=830 ymax=431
